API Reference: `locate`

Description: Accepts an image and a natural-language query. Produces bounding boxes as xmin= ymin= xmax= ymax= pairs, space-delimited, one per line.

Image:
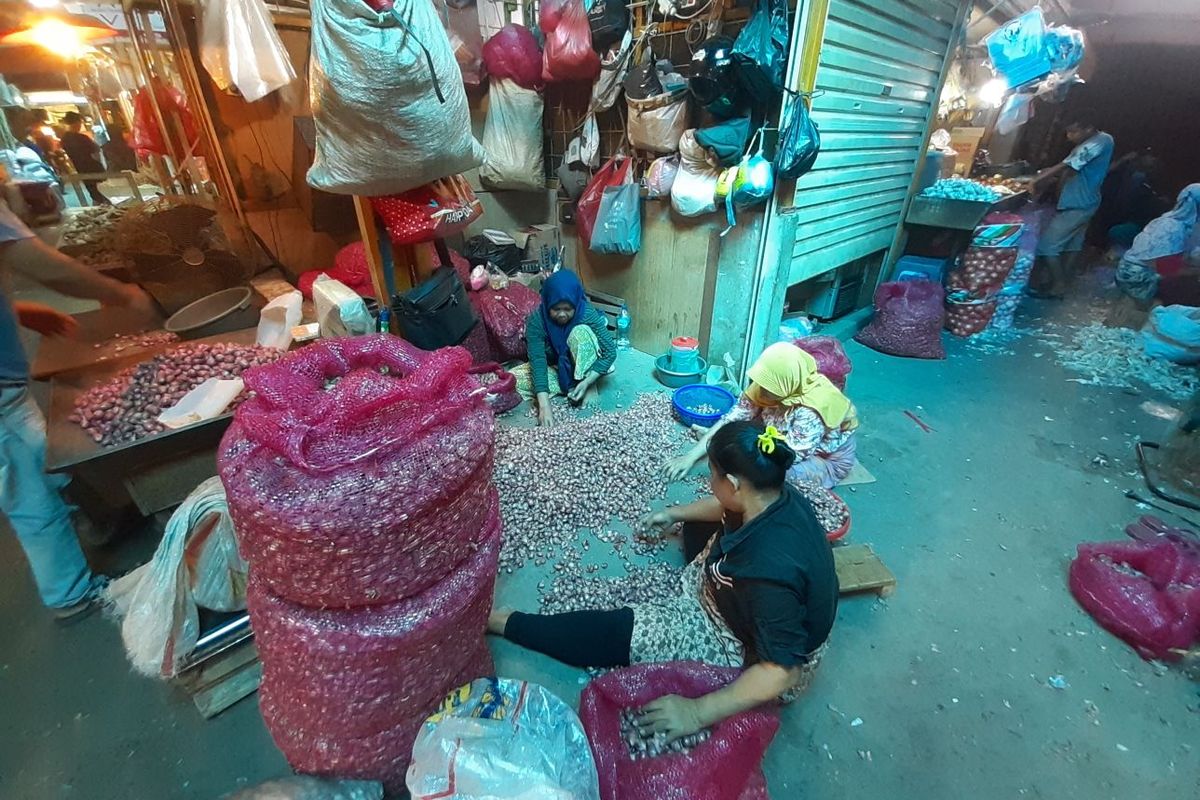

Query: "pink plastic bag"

xmin=473 ymin=283 xmax=541 ymax=361
xmin=542 ymin=0 xmax=600 ymax=83
xmin=793 ymin=335 xmax=851 ymax=390
xmin=1069 ymin=537 xmax=1200 ymax=661
xmin=539 ymin=0 xmax=569 ymax=33
xmin=218 ymin=335 xmax=495 ymax=607
xmin=855 ymin=280 xmax=946 ymax=360
xmin=482 ymin=24 xmax=543 ymax=91
xmin=579 ymin=662 xmax=779 ymax=800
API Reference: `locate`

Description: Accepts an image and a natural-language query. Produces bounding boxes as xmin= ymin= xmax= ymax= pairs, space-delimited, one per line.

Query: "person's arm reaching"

xmin=662 ymin=398 xmax=753 ymax=481
xmin=639 ymin=662 xmax=796 ymax=742
xmin=641 ymin=496 xmax=724 ymax=531
xmin=1 ymin=237 xmax=155 ymax=315
xmin=1019 ymin=161 xmax=1075 ymax=189
xmin=524 ymin=310 xmax=555 ymax=426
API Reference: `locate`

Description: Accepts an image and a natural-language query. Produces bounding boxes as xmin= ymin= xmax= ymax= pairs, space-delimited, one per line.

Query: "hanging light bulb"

xmin=977 ymin=78 xmax=1009 ymax=109
xmin=1 ymin=12 xmax=118 ymax=58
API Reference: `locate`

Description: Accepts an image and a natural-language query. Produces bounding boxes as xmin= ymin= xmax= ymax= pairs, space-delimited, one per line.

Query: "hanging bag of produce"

xmin=627 ymin=87 xmax=690 ymax=153
xmin=587 ymin=0 xmax=629 ymax=54
xmin=369 ymin=175 xmax=483 ymax=245
xmin=307 ymin=0 xmax=483 ymax=196
xmin=542 ymin=0 xmax=601 ymax=83
xmin=199 ymin=0 xmax=297 ymax=102
xmin=577 ymin=155 xmax=632 ymax=246
xmin=730 ymin=0 xmax=789 ymax=109
xmin=775 ymin=89 xmax=821 ymax=179
xmin=481 ymin=23 xmax=543 ymax=90
xmin=479 ymin=78 xmax=545 ymax=191
xmin=671 ymin=129 xmax=720 ymax=217
xmin=590 ymin=168 xmax=642 ymax=255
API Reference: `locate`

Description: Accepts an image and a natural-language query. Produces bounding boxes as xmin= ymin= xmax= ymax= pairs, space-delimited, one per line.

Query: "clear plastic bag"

xmin=480 ymin=79 xmax=545 ymax=191
xmin=644 ymin=156 xmax=678 ymax=199
xmin=199 ymin=0 xmax=297 ymax=102
xmin=407 ymin=678 xmax=602 ymax=800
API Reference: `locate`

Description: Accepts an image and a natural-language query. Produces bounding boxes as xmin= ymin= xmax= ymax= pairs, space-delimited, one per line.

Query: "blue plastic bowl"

xmin=672 ymin=384 xmax=736 ymax=428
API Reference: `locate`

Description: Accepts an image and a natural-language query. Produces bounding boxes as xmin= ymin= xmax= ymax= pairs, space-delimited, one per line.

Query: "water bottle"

xmin=616 ymin=304 xmax=632 ymax=350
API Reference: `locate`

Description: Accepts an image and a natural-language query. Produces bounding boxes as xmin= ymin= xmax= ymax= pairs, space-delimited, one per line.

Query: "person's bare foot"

xmin=487 ymin=608 xmax=515 ymax=636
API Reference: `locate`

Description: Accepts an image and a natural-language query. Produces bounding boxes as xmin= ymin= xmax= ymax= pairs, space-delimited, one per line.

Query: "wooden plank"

xmin=192 ymin=661 xmax=262 ymax=719
xmin=828 ymin=2 xmax=949 ymax=54
xmin=790 ymin=229 xmax=894 ymax=283
xmin=834 ymin=543 xmax=897 ymax=597
xmin=353 ymin=195 xmax=392 ymax=306
xmin=823 ymin=19 xmax=945 ymax=72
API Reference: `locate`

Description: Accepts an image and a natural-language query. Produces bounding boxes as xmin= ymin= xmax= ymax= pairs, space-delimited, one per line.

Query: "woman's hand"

xmin=640 ymin=508 xmax=675 ymax=533
xmin=662 ymin=453 xmax=697 ymax=482
xmin=638 ymin=694 xmax=705 ymax=743
xmin=536 ymin=394 xmax=554 ymax=427
xmin=14 ymin=302 xmax=78 ymax=338
xmin=566 ymin=373 xmax=595 ymax=406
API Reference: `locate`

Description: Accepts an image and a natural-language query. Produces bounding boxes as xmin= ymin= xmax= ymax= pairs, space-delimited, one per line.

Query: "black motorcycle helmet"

xmin=688 ymin=36 xmax=746 ymax=119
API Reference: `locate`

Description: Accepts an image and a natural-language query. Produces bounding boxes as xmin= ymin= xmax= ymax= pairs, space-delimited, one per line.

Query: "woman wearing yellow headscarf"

xmin=664 ymin=343 xmax=859 ymax=488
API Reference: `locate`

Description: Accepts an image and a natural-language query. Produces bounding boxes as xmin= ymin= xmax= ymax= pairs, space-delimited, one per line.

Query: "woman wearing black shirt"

xmin=489 ymin=420 xmax=838 ymax=741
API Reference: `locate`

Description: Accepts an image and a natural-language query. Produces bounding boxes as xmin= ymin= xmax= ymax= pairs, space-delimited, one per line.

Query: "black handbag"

xmin=588 ymin=0 xmax=629 ymax=53
xmin=391 ymin=267 xmax=477 ymax=351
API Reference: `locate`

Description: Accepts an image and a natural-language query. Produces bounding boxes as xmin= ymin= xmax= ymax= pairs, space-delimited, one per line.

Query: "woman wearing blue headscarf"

xmin=524 ymin=269 xmax=617 ymax=426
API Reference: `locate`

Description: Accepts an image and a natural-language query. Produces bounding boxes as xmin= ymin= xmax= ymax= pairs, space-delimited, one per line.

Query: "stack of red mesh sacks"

xmin=218 ymin=335 xmax=500 ymax=792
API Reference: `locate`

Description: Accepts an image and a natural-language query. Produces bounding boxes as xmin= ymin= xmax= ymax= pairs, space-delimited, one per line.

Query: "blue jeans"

xmin=0 ymin=385 xmax=92 ymax=607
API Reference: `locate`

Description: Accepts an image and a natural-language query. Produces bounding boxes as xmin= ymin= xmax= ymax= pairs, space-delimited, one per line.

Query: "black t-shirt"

xmin=704 ymin=484 xmax=839 ymax=667
xmin=61 ymin=131 xmax=105 ymax=174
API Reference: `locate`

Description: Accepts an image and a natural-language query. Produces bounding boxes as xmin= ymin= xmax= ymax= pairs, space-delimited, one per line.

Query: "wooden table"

xmin=31 ymin=306 xmax=167 ymax=380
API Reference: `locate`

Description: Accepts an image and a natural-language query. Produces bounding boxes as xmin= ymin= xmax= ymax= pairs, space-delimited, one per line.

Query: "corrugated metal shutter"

xmin=789 ymin=0 xmax=965 ymax=284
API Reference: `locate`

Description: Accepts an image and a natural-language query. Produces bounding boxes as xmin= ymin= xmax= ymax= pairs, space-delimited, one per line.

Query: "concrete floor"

xmin=1 ymin=297 xmax=1199 ymax=799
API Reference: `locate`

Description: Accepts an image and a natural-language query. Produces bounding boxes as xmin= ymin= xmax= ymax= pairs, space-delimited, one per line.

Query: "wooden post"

xmin=353 ymin=196 xmax=393 ymax=326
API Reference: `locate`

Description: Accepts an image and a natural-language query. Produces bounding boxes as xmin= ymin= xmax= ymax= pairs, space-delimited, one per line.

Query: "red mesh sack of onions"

xmin=579 ymin=661 xmax=780 ymax=800
xmin=793 ymin=335 xmax=852 ymax=390
xmin=854 ymin=280 xmax=945 ymax=359
xmin=469 ymin=362 xmax=520 ymax=414
xmin=218 ymin=335 xmax=496 ymax=607
xmin=249 ymin=498 xmax=500 ymax=738
xmin=471 ymin=282 xmax=540 ymax=362
xmin=948 ymin=246 xmax=1017 ymax=294
xmin=944 ymin=297 xmax=998 ymax=337
xmin=261 ymin=642 xmax=494 ymax=793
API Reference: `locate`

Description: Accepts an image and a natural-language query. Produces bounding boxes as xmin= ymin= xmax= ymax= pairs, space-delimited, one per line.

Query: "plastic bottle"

xmin=616 ymin=304 xmax=631 ymax=349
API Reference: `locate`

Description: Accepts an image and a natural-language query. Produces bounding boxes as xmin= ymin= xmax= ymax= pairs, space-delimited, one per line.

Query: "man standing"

xmin=0 ymin=201 xmax=155 ymax=620
xmin=59 ymin=111 xmax=111 ymax=207
xmin=1022 ymin=119 xmax=1115 ymax=298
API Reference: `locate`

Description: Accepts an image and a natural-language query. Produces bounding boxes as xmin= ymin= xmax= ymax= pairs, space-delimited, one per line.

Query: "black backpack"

xmin=588 ymin=0 xmax=629 ymax=53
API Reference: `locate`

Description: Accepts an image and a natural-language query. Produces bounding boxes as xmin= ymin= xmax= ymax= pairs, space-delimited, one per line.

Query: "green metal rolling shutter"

xmin=789 ymin=0 xmax=966 ymax=284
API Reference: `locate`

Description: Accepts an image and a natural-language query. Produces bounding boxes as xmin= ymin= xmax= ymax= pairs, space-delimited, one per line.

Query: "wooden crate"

xmin=174 ymin=639 xmax=261 ymax=719
xmin=834 ymin=544 xmax=897 ymax=598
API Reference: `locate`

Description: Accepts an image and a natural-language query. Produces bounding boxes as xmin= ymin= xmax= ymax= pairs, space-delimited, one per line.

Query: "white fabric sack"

xmin=104 ymin=478 xmax=245 ymax=678
xmin=480 ymin=79 xmax=545 ymax=191
xmin=313 ymin=274 xmax=375 ymax=337
xmin=307 ymin=0 xmax=484 ymax=196
xmin=671 ymin=129 xmax=719 ymax=216
xmin=199 ymin=0 xmax=297 ymax=102
xmin=1142 ymin=305 xmax=1200 ymax=365
xmin=627 ymin=88 xmax=689 ymax=153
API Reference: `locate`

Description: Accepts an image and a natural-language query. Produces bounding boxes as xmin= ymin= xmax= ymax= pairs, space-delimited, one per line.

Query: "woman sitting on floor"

xmin=1115 ymin=183 xmax=1200 ymax=307
xmin=524 ymin=269 xmax=617 ymax=427
xmin=665 ymin=342 xmax=858 ymax=488
xmin=490 ymin=421 xmax=838 ymax=740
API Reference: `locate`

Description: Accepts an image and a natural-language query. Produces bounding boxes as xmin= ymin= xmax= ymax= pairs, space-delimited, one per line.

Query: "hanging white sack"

xmin=308 ymin=0 xmax=484 ymax=196
xmin=628 ymin=87 xmax=689 ymax=153
xmin=480 ymin=78 xmax=545 ymax=191
xmin=671 ymin=128 xmax=719 ymax=216
xmin=199 ymin=0 xmax=297 ymax=102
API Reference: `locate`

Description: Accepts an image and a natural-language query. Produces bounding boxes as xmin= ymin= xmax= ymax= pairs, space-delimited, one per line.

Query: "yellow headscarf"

xmin=745 ymin=343 xmax=856 ymax=430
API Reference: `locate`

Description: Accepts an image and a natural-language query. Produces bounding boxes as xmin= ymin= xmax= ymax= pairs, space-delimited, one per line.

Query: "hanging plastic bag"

xmin=481 ymin=23 xmax=543 ymax=91
xmin=103 ymin=478 xmax=245 ymax=678
xmin=730 ymin=0 xmax=788 ymax=108
xmin=199 ymin=0 xmax=297 ymax=102
xmin=984 ymin=7 xmax=1052 ymax=88
xmin=776 ymin=90 xmax=820 ymax=180
xmin=131 ymin=81 xmax=200 ymax=158
xmin=578 ymin=155 xmax=632 ymax=246
xmin=543 ymin=0 xmax=600 ymax=83
xmin=731 ymin=128 xmax=773 ymax=209
xmin=307 ymin=0 xmax=483 ymax=196
xmin=591 ymin=29 xmax=634 ymax=113
xmin=645 ymin=155 xmax=678 ymax=198
xmin=407 ymin=678 xmax=602 ymax=800
xmin=480 ymin=79 xmax=545 ymax=191
xmin=671 ymin=129 xmax=719 ymax=217
xmin=580 ymin=112 xmax=601 ymax=167
xmin=996 ymin=92 xmax=1034 ymax=135
xmin=627 ymin=88 xmax=689 ymax=154
xmin=539 ymin=0 xmax=570 ymax=34
xmin=370 ymin=175 xmax=483 ymax=244
xmin=445 ymin=1 xmax=486 ymax=86
xmin=591 ymin=170 xmax=641 ymax=255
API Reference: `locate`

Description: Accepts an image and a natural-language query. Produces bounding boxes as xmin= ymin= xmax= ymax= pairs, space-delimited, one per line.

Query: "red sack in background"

xmin=469 ymin=362 xmax=520 ymax=414
xmin=370 ymin=175 xmax=483 ymax=245
xmin=298 ymin=241 xmax=376 ymax=300
xmin=855 ymin=280 xmax=945 ymax=360
xmin=542 ymin=0 xmax=600 ymax=83
xmin=793 ymin=335 xmax=852 ymax=390
xmin=539 ymin=0 xmax=569 ymax=33
xmin=579 ymin=661 xmax=780 ymax=800
xmin=481 ymin=24 xmax=544 ymax=91
xmin=578 ymin=156 xmax=631 ymax=247
xmin=457 ymin=319 xmax=501 ymax=364
xmin=218 ymin=336 xmax=496 ymax=607
xmin=1069 ymin=537 xmax=1200 ymax=661
xmin=474 ymin=283 xmax=541 ymax=361
xmin=131 ymin=81 xmax=200 ymax=158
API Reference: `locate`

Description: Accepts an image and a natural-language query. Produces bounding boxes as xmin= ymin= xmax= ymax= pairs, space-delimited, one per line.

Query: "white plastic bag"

xmin=1142 ymin=305 xmax=1200 ymax=364
xmin=407 ymin=678 xmax=601 ymax=800
xmin=199 ymin=0 xmax=297 ymax=103
xmin=308 ymin=0 xmax=484 ymax=195
xmin=104 ymin=478 xmax=245 ymax=678
xmin=480 ymin=78 xmax=545 ymax=191
xmin=256 ymin=290 xmax=303 ymax=350
xmin=313 ymin=274 xmax=374 ymax=337
xmin=645 ymin=155 xmax=679 ymax=198
xmin=627 ymin=88 xmax=689 ymax=153
xmin=671 ymin=129 xmax=719 ymax=217
xmin=158 ymin=377 xmax=245 ymax=430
